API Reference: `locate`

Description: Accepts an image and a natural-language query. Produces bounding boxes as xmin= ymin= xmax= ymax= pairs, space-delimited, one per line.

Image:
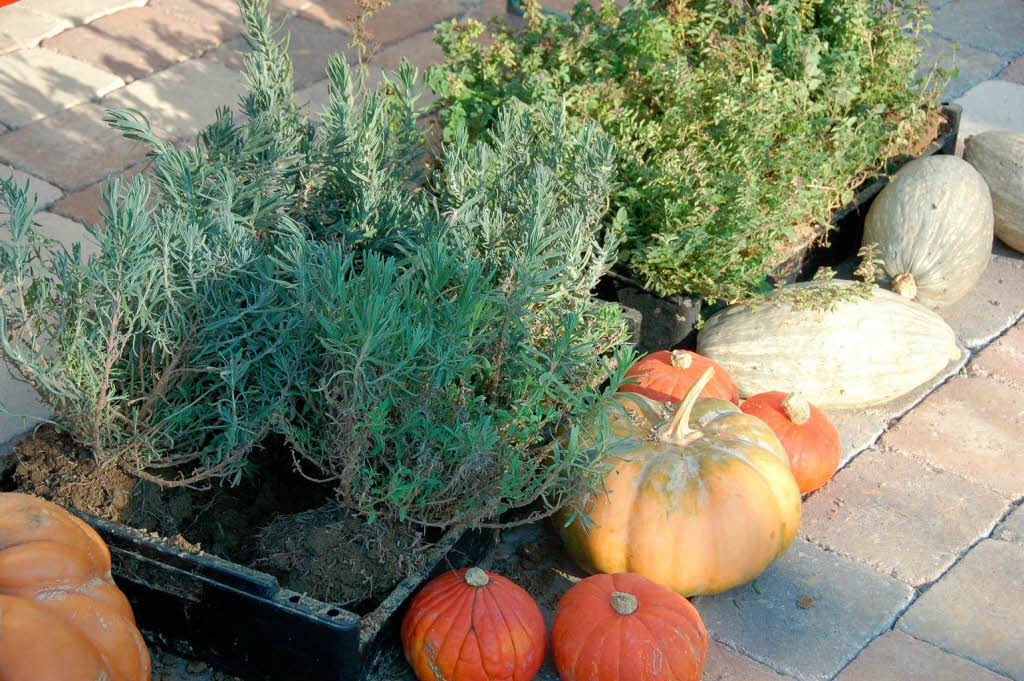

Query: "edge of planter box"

xmin=604 ymin=102 xmax=962 ymax=351
xmin=0 ymin=450 xmax=491 ymax=681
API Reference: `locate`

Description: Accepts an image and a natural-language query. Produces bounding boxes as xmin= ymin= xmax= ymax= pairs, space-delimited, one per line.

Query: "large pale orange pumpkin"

xmin=620 ymin=349 xmax=739 ymax=403
xmin=401 ymin=567 xmax=546 ymax=681
xmin=0 ymin=492 xmax=151 ymax=681
xmin=552 ymin=573 xmax=707 ymax=681
xmin=557 ymin=368 xmax=801 ymax=596
xmin=740 ymin=391 xmax=840 ymax=494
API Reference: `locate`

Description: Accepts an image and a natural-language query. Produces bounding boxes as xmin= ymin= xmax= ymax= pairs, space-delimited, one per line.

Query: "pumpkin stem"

xmin=782 ymin=393 xmax=811 ymax=425
xmin=610 ymin=591 xmax=638 ymax=615
xmin=891 ymin=272 xmax=918 ymax=299
xmin=658 ymin=367 xmax=714 ymax=445
xmin=464 ymin=567 xmax=489 ymax=587
xmin=670 ymin=350 xmax=693 ymax=369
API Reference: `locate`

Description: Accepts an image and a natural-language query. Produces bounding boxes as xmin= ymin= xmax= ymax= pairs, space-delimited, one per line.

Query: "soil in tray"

xmin=8 ymin=426 xmax=430 ymax=611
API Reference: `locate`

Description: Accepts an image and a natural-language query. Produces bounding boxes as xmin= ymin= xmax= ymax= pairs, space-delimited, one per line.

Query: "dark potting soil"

xmin=10 ymin=426 xmax=431 ymax=610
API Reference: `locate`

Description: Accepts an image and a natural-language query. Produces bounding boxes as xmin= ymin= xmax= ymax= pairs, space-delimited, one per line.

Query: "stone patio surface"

xmin=1 ymin=1 xmax=1024 ymax=680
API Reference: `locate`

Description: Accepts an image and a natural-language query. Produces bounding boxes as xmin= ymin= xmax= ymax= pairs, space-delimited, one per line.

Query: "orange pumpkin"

xmin=0 ymin=492 xmax=151 ymax=681
xmin=401 ymin=567 xmax=546 ymax=681
xmin=552 ymin=573 xmax=707 ymax=681
xmin=620 ymin=350 xmax=739 ymax=403
xmin=557 ymin=368 xmax=801 ymax=596
xmin=740 ymin=391 xmax=840 ymax=494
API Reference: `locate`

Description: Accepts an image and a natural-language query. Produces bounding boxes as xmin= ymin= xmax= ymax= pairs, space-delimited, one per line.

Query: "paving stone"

xmin=103 ymin=59 xmax=248 ymax=140
xmin=954 ymin=80 xmax=1024 ymax=154
xmin=41 ymin=7 xmax=224 ymax=82
xmin=823 ymin=408 xmax=886 ymax=471
xmin=835 ymin=631 xmax=1011 ymax=681
xmin=702 ymin=642 xmax=792 ymax=681
xmin=694 ymin=540 xmax=914 ymax=681
xmin=898 ymin=539 xmax=1024 ymax=679
xmin=299 ymin=0 xmax=462 ymax=47
xmin=0 ymin=48 xmax=124 ymax=129
xmin=994 ymin=503 xmax=1024 ymax=543
xmin=1000 ymin=55 xmax=1024 ymax=85
xmin=971 ymin=322 xmax=1024 ymax=389
xmin=29 ymin=211 xmax=100 ymax=256
xmin=0 ymin=103 xmax=147 ymax=191
xmin=917 ymin=37 xmax=1007 ymax=100
xmin=148 ymin=0 xmax=247 ymax=41
xmin=0 ymin=4 xmax=71 ymax=55
xmin=49 ymin=163 xmax=146 ymax=226
xmin=375 ymin=28 xmax=444 ymax=72
xmin=938 ymin=251 xmax=1024 ymax=349
xmin=18 ymin=0 xmax=148 ymax=26
xmin=931 ymin=0 xmax=1024 ymax=58
xmin=882 ymin=375 xmax=1024 ymax=498
xmin=0 ymin=162 xmax=62 ymax=208
xmin=801 ymin=448 xmax=1009 ymax=586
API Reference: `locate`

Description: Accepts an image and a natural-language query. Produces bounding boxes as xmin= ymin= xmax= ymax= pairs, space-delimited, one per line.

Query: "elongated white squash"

xmin=696 ymin=281 xmax=958 ymax=408
xmin=863 ymin=155 xmax=993 ymax=307
xmin=964 ymin=131 xmax=1024 ymax=254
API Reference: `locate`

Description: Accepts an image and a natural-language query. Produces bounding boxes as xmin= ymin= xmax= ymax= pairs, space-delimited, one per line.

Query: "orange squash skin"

xmin=552 ymin=573 xmax=707 ymax=681
xmin=401 ymin=567 xmax=546 ymax=681
xmin=557 ymin=371 xmax=801 ymax=597
xmin=0 ymin=492 xmax=151 ymax=681
xmin=740 ymin=391 xmax=840 ymax=494
xmin=620 ymin=350 xmax=739 ymax=404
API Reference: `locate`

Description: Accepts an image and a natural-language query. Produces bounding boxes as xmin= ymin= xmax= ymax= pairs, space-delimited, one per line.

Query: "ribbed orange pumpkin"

xmin=0 ymin=492 xmax=151 ymax=681
xmin=740 ymin=391 xmax=840 ymax=494
xmin=552 ymin=573 xmax=707 ymax=681
xmin=620 ymin=350 xmax=739 ymax=403
xmin=401 ymin=567 xmax=546 ymax=681
xmin=557 ymin=368 xmax=801 ymax=596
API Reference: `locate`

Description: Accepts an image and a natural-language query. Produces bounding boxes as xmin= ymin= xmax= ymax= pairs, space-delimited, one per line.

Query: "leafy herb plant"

xmin=430 ymin=0 xmax=944 ymax=302
xmin=0 ymin=0 xmax=629 ymax=528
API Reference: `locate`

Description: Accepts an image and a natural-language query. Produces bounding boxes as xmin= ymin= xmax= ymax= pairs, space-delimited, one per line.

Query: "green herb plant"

xmin=0 ymin=0 xmax=630 ymax=528
xmin=430 ymin=0 xmax=945 ymax=303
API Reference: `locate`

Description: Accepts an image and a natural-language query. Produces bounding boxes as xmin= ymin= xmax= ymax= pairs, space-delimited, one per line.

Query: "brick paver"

xmin=0 ymin=48 xmax=124 ymax=128
xmin=0 ymin=3 xmax=70 ymax=55
xmin=939 ymin=250 xmax=1024 ymax=349
xmin=881 ymin=375 xmax=1024 ymax=497
xmin=801 ymin=448 xmax=1009 ymax=586
xmin=0 ymin=102 xmax=147 ymax=190
xmin=898 ymin=540 xmax=1024 ymax=679
xmin=42 ymin=7 xmax=223 ymax=82
xmin=1 ymin=162 xmax=63 ymax=208
xmin=18 ymin=0 xmax=147 ymax=26
xmin=695 ymin=540 xmax=914 ymax=681
xmin=835 ymin=631 xmax=1011 ymax=681
xmin=702 ymin=642 xmax=792 ymax=681
xmin=1001 ymin=55 xmax=1024 ymax=84
xmin=299 ymin=0 xmax=462 ymax=47
xmin=931 ymin=0 xmax=1024 ymax=58
xmin=918 ymin=37 xmax=1008 ymax=99
xmin=970 ymin=320 xmax=1024 ymax=388
xmin=102 ymin=59 xmax=248 ymax=140
xmin=148 ymin=0 xmax=246 ymax=42
xmin=994 ymin=504 xmax=1024 ymax=543
xmin=49 ymin=162 xmax=145 ymax=226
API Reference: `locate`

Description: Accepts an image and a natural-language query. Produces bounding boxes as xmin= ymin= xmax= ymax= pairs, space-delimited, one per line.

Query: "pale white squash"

xmin=963 ymin=131 xmax=1024 ymax=254
xmin=696 ymin=281 xmax=959 ymax=408
xmin=862 ymin=155 xmax=993 ymax=307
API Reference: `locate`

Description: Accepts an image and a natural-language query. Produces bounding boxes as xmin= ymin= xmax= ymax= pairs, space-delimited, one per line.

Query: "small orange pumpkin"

xmin=620 ymin=349 xmax=739 ymax=403
xmin=401 ymin=567 xmax=546 ymax=681
xmin=740 ymin=391 xmax=840 ymax=493
xmin=0 ymin=492 xmax=151 ymax=681
xmin=552 ymin=573 xmax=707 ymax=681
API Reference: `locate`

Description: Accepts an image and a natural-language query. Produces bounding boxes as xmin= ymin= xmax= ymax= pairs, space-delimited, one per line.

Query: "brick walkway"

xmin=2 ymin=1 xmax=1024 ymax=680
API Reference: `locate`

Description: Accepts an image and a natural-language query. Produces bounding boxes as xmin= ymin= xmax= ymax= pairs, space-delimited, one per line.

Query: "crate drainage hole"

xmin=289 ymin=595 xmax=301 ymax=603
xmin=327 ymin=609 xmax=341 ymax=617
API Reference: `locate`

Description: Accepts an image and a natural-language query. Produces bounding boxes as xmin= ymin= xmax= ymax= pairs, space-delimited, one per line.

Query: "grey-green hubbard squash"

xmin=695 ymin=281 xmax=959 ymax=408
xmin=963 ymin=131 xmax=1024 ymax=254
xmin=862 ymin=155 xmax=993 ymax=307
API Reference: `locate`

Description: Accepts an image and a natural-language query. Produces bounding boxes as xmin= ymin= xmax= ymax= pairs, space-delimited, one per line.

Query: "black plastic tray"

xmin=78 ymin=511 xmax=491 ymax=681
xmin=0 ymin=448 xmax=491 ymax=681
